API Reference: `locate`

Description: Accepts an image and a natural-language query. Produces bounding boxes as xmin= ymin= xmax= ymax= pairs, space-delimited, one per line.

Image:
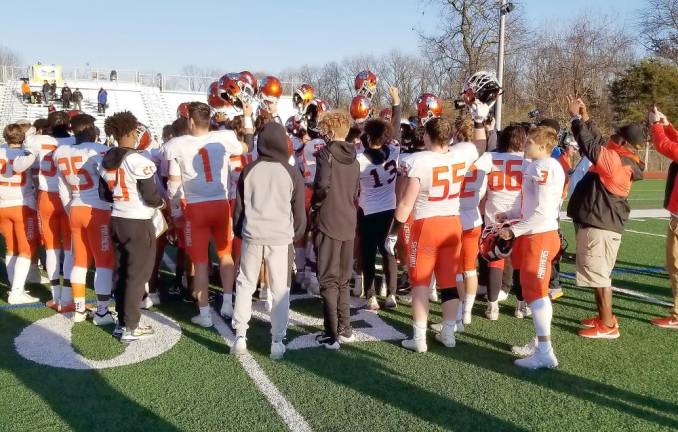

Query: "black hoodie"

xmin=311 ymin=140 xmax=360 ymax=241
xmin=233 ymin=122 xmax=306 ymax=244
xmin=98 ymin=147 xmax=164 ymax=210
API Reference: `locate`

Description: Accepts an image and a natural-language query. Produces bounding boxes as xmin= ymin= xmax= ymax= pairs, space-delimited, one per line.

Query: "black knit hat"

xmin=537 ymin=118 xmax=560 ymax=133
xmin=616 ymin=123 xmax=646 ymax=149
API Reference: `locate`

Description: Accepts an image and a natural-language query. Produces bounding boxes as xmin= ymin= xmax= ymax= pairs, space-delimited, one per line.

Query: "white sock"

xmin=50 ymin=284 xmax=62 ymax=303
xmin=530 ymin=296 xmax=553 ymax=353
xmin=455 ymin=302 xmax=463 ymax=321
xmin=199 ymin=306 xmax=211 ymax=320
xmin=442 ymin=320 xmax=456 ymax=336
xmin=61 ymin=284 xmax=73 ymax=305
xmin=62 ymin=250 xmax=73 ymax=280
xmin=463 ymin=294 xmax=476 ymax=314
xmin=5 ymin=254 xmax=17 ymax=286
xmin=413 ymin=320 xmax=426 ymax=340
xmin=222 ymin=293 xmax=232 ymax=306
xmin=11 ymin=256 xmax=31 ymax=292
xmin=45 ymin=249 xmax=60 ymax=281
xmin=94 ymin=268 xmax=113 ymax=315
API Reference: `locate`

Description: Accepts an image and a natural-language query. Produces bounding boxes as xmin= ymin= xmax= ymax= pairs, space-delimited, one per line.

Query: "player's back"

xmin=301 ymin=138 xmax=326 ymax=184
xmin=0 ymin=147 xmax=36 ymax=208
xmin=54 ymin=141 xmax=110 ymax=210
xmin=517 ymin=157 xmax=565 ymax=234
xmin=357 ymin=142 xmax=399 ymax=215
xmin=24 ymin=134 xmax=75 ymax=193
xmin=165 ymin=130 xmax=242 ymax=204
xmin=475 ymin=151 xmax=525 ymax=223
xmin=408 ymin=148 xmax=475 ymax=220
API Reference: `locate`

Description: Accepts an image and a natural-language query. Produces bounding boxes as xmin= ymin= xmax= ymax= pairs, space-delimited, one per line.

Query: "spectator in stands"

xmin=61 ymin=84 xmax=72 ymax=109
xmin=98 ymin=88 xmax=108 ymax=115
xmin=648 ymin=107 xmax=678 ymax=329
xmin=72 ymin=88 xmax=83 ymax=111
xmin=50 ymin=81 xmax=57 ymax=101
xmin=21 ymin=80 xmax=31 ymax=102
xmin=41 ymin=80 xmax=50 ymax=105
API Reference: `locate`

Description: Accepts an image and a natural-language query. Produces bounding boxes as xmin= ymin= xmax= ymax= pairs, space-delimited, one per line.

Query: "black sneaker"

xmin=315 ymin=333 xmax=340 ymax=350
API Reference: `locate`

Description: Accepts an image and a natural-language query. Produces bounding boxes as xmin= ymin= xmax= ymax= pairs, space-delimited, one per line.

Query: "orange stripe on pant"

xmin=408 ymin=215 xmax=462 ymax=289
xmin=0 ymin=205 xmax=38 ymax=258
xmin=511 ymin=230 xmax=560 ymax=303
xmin=37 ymin=191 xmax=71 ymax=250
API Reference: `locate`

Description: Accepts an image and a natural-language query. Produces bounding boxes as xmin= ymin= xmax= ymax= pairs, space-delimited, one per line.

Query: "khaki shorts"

xmin=575 ymin=227 xmax=621 ymax=288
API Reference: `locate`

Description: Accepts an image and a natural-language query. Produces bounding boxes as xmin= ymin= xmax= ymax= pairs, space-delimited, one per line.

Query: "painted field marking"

xmin=212 ymin=310 xmax=313 ymax=432
xmin=560 ymin=273 xmax=672 ymax=307
xmin=625 ymin=229 xmax=666 ymax=238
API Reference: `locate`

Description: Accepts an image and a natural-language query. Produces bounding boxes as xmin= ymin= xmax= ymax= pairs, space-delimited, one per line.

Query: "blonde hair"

xmin=318 ymin=111 xmax=351 ymax=141
xmin=528 ymin=126 xmax=558 ymax=151
xmin=453 ymin=114 xmax=474 ymax=142
xmin=3 ymin=124 xmax=25 ymax=145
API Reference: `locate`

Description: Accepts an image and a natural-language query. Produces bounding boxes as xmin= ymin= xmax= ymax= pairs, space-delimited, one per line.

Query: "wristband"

xmin=388 ymin=219 xmax=404 ymax=237
xmin=244 ymin=116 xmax=254 ymax=129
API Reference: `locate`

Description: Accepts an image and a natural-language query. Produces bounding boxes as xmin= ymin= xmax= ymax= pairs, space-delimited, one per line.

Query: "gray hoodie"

xmin=233 ymin=123 xmax=306 ymax=245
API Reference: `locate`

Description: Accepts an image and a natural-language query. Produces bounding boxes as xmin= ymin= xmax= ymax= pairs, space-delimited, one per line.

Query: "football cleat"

xmin=514 ymin=349 xmax=558 ymax=369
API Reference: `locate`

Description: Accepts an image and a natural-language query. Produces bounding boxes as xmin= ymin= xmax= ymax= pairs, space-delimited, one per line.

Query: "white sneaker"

xmin=366 ymin=296 xmax=380 ymax=312
xmin=429 ymin=289 xmax=439 ymax=303
xmin=485 ymin=302 xmax=499 ymax=321
xmin=93 ymin=311 xmax=115 ymax=326
xmin=379 ymin=279 xmax=387 ymax=297
xmin=352 ymin=273 xmax=363 ymax=297
xmin=73 ymin=310 xmax=88 ymax=323
xmin=430 ymin=322 xmax=443 ymax=333
xmin=139 ymin=296 xmax=154 ymax=310
xmin=270 ymin=341 xmax=285 ymax=360
xmin=384 ymin=295 xmax=397 ymax=309
xmin=462 ymin=310 xmax=472 ymax=325
xmin=191 ymin=314 xmax=213 ymax=328
xmin=231 ymin=336 xmax=248 ymax=355
xmin=497 ymin=290 xmax=509 ymax=302
xmin=148 ymin=292 xmax=161 ymax=306
xmin=401 ymin=338 xmax=427 ymax=353
xmin=514 ymin=349 xmax=558 ymax=369
xmin=220 ymin=297 xmax=233 ymax=318
xmin=338 ymin=333 xmax=356 ymax=344
xmin=7 ymin=290 xmax=39 ymax=305
xmin=511 ymin=338 xmax=537 ymax=357
xmin=514 ymin=301 xmax=531 ymax=319
xmin=435 ymin=330 xmax=456 ymax=348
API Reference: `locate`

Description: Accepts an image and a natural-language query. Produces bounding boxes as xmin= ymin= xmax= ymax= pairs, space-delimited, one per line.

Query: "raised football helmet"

xmin=259 ymin=75 xmax=283 ymax=102
xmin=415 ymin=93 xmax=443 ymax=125
xmin=463 ymin=71 xmax=502 ymax=107
xmin=293 ymin=84 xmax=315 ymax=115
xmin=354 ymin=70 xmax=378 ymax=99
xmin=350 ymin=95 xmax=372 ymax=123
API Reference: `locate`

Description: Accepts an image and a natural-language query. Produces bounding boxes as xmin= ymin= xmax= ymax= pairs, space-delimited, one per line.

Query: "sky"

xmin=0 ymin=0 xmax=645 ymax=76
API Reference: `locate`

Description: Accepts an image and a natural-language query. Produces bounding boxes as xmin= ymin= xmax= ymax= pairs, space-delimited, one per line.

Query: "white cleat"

xmin=401 ymin=338 xmax=427 ymax=353
xmin=485 ymin=301 xmax=499 ymax=321
xmin=270 ymin=341 xmax=285 ymax=360
xmin=73 ymin=310 xmax=88 ymax=323
xmin=231 ymin=336 xmax=248 ymax=355
xmin=462 ymin=310 xmax=472 ymax=325
xmin=93 ymin=311 xmax=116 ymax=326
xmin=511 ymin=338 xmax=538 ymax=357
xmin=191 ymin=314 xmax=213 ymax=328
xmin=148 ymin=293 xmax=161 ymax=306
xmin=514 ymin=301 xmax=531 ymax=319
xmin=7 ymin=290 xmax=40 ymax=305
xmin=514 ymin=349 xmax=558 ymax=369
xmin=430 ymin=322 xmax=442 ymax=333
xmin=338 ymin=333 xmax=356 ymax=344
xmin=455 ymin=320 xmax=465 ymax=333
xmin=497 ymin=290 xmax=509 ymax=302
xmin=435 ymin=330 xmax=456 ymax=348
xmin=220 ymin=297 xmax=233 ymax=318
xmin=429 ymin=289 xmax=439 ymax=303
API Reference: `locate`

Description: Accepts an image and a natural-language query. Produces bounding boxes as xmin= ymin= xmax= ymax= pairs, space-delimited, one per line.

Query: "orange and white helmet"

xmin=354 ymin=70 xmax=378 ymax=100
xmin=238 ymin=71 xmax=258 ymax=94
xmin=135 ymin=123 xmax=155 ymax=151
xmin=350 ymin=95 xmax=372 ymax=123
xmin=259 ymin=75 xmax=283 ymax=102
xmin=176 ymin=102 xmax=190 ymax=119
xmin=479 ymin=223 xmax=514 ymax=262
xmin=293 ymin=84 xmax=315 ymax=114
xmin=218 ymin=73 xmax=255 ymax=109
xmin=416 ymin=93 xmax=443 ymax=125
xmin=304 ymin=98 xmax=329 ymax=134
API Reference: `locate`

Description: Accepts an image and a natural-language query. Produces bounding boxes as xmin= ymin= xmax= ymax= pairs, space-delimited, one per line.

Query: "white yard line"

xmin=211 ymin=311 xmax=313 ymax=432
xmin=560 ymin=273 xmax=673 ymax=307
xmin=625 ymin=229 xmax=666 ymax=238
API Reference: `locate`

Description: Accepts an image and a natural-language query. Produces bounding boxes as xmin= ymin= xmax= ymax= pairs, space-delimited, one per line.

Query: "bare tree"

xmin=638 ymin=0 xmax=678 ymax=65
xmin=0 ymin=45 xmax=20 ymax=66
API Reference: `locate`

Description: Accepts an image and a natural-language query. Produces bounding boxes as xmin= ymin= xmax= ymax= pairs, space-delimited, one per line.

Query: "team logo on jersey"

xmin=26 ymin=216 xmax=35 ymax=241
xmin=409 ymin=241 xmax=418 ymax=268
xmin=14 ymin=311 xmax=181 ymax=369
xmin=100 ymin=225 xmax=110 ymax=252
xmin=537 ymin=250 xmax=550 ymax=279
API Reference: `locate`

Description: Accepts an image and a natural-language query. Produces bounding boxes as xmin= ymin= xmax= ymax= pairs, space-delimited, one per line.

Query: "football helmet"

xmin=135 ymin=123 xmax=154 ymax=151
xmin=293 ymin=84 xmax=315 ymax=114
xmin=415 ymin=93 xmax=443 ymax=125
xmin=218 ymin=73 xmax=255 ymax=110
xmin=354 ymin=70 xmax=378 ymax=99
xmin=304 ymin=98 xmax=329 ymax=133
xmin=238 ymin=71 xmax=258 ymax=94
xmin=379 ymin=107 xmax=392 ymax=121
xmin=176 ymin=102 xmax=190 ymax=119
xmin=463 ymin=71 xmax=502 ymax=107
xmin=479 ymin=223 xmax=514 ymax=262
xmin=350 ymin=95 xmax=372 ymax=123
xmin=259 ymin=75 xmax=283 ymax=102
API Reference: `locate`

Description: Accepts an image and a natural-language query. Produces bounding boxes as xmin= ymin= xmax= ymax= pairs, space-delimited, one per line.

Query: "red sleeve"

xmin=652 ymin=123 xmax=678 ymax=162
xmin=664 ymin=123 xmax=678 ymax=142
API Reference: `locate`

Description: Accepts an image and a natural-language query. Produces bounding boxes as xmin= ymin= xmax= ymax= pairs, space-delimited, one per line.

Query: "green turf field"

xmin=563 ymin=178 xmax=666 ymax=210
xmin=1 ymin=215 xmax=677 ymax=432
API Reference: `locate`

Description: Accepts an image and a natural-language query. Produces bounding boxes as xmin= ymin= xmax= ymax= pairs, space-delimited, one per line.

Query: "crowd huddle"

xmin=2 ymin=69 xmax=677 ymax=368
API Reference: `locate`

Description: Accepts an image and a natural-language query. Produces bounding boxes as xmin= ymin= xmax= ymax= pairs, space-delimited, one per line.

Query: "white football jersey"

xmin=448 ymin=142 xmax=481 ymax=230
xmin=53 ymin=141 xmax=110 ymax=210
xmin=100 ymin=152 xmax=159 ymax=219
xmin=301 ymin=138 xmax=326 ymax=184
xmin=24 ymin=135 xmax=75 ymax=193
xmin=357 ymin=142 xmax=400 ymax=215
xmin=473 ymin=151 xmax=526 ymax=224
xmin=406 ymin=148 xmax=476 ymax=221
xmin=512 ymin=157 xmax=565 ymax=237
xmin=0 ymin=147 xmax=37 ymax=209
xmin=227 ymin=152 xmax=256 ymax=201
xmin=165 ymin=130 xmax=244 ymax=204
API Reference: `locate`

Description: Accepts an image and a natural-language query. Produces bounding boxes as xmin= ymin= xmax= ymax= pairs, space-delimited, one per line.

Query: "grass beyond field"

xmin=0 ymin=215 xmax=677 ymax=432
xmin=563 ymin=178 xmax=666 ymax=210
